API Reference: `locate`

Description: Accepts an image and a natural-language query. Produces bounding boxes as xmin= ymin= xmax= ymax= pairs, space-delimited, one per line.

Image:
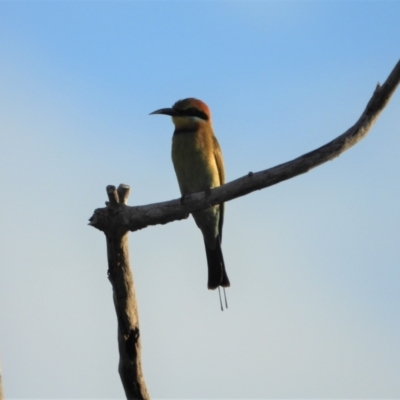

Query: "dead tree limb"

xmin=0 ymin=361 xmax=4 ymax=400
xmin=89 ymin=59 xmax=400 ymax=399
xmin=90 ymin=59 xmax=400 ymax=233
xmin=96 ymin=185 xmax=149 ymax=400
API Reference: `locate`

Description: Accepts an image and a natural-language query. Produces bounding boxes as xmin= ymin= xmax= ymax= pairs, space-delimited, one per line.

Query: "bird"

xmin=150 ymin=98 xmax=230 ymax=308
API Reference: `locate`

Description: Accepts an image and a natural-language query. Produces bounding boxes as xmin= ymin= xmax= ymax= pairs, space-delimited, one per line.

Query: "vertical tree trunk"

xmin=94 ymin=185 xmax=150 ymax=400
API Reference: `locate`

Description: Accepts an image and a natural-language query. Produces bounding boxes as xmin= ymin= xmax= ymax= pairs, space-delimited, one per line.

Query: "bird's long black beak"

xmin=149 ymin=108 xmax=180 ymax=116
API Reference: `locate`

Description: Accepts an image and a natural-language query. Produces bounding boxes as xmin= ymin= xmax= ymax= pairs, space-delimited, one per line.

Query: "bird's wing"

xmin=213 ymin=135 xmax=225 ymax=243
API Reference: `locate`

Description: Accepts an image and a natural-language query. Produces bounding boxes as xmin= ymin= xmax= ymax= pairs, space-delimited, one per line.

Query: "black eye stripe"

xmin=180 ymin=108 xmax=209 ymax=120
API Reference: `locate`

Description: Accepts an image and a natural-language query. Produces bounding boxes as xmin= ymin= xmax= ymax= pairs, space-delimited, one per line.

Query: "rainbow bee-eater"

xmin=150 ymin=98 xmax=230 ymax=305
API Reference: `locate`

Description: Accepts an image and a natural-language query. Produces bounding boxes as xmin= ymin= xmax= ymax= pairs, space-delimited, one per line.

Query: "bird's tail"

xmin=205 ymin=237 xmax=230 ymax=289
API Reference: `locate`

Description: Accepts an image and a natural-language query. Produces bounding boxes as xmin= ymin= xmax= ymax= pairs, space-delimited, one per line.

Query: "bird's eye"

xmin=182 ymin=107 xmax=208 ymax=120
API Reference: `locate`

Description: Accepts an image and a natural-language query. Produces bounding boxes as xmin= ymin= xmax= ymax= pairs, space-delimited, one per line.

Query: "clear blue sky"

xmin=0 ymin=1 xmax=399 ymax=398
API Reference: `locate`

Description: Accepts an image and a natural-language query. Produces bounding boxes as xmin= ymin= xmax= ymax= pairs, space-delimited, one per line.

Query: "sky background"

xmin=0 ymin=1 xmax=400 ymax=399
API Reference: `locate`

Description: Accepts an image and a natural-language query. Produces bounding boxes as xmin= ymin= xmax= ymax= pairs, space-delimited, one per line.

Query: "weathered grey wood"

xmin=90 ymin=59 xmax=400 ymax=234
xmin=89 ymin=60 xmax=400 ymax=399
xmin=0 ymin=362 xmax=4 ymax=400
xmin=102 ymin=185 xmax=149 ymax=400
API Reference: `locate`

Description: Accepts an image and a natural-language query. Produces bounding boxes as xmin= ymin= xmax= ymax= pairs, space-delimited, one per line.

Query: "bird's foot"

xmin=180 ymin=194 xmax=191 ymax=205
xmin=204 ymin=187 xmax=213 ymax=205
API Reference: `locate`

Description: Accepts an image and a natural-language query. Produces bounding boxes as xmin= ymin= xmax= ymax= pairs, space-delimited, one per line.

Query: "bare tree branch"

xmin=0 ymin=362 xmax=4 ymax=400
xmin=102 ymin=185 xmax=149 ymax=400
xmin=89 ymin=59 xmax=400 ymax=234
xmin=89 ymin=60 xmax=399 ymax=399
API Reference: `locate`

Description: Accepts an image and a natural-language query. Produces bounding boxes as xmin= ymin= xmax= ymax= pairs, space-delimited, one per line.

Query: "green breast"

xmin=171 ymin=129 xmax=220 ymax=195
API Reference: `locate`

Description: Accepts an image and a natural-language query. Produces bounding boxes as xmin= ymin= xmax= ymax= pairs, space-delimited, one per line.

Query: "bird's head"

xmin=150 ymin=98 xmax=212 ymax=130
